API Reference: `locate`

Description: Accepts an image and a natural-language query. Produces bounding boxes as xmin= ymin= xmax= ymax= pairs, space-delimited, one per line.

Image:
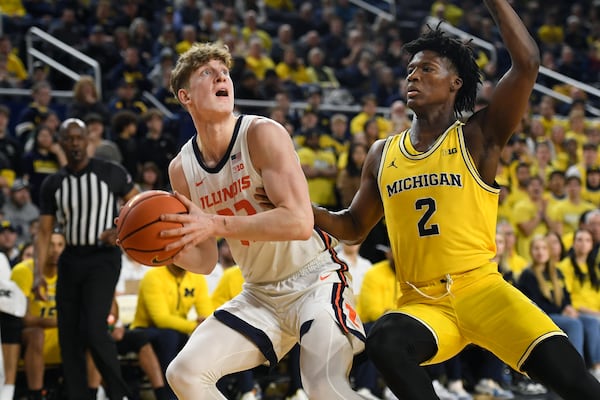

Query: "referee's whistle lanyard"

xmin=404 ymin=274 xmax=454 ymax=300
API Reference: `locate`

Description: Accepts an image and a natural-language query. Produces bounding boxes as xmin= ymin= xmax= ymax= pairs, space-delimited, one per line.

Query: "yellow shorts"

xmin=43 ymin=328 xmax=61 ymax=365
xmin=395 ymin=262 xmax=564 ymax=372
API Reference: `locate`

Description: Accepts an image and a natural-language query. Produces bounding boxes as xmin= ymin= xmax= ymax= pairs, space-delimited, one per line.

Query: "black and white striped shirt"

xmin=39 ymin=158 xmax=134 ymax=246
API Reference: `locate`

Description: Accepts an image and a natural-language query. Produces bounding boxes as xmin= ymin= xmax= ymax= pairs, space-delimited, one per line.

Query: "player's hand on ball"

xmin=160 ymin=192 xmax=216 ymax=251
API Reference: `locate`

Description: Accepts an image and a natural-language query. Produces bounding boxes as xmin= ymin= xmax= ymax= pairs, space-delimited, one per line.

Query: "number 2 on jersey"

xmin=416 ymin=197 xmax=439 ymax=237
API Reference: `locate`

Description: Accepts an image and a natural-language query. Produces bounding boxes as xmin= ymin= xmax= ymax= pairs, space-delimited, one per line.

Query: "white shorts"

xmin=214 ymin=251 xmax=365 ymax=365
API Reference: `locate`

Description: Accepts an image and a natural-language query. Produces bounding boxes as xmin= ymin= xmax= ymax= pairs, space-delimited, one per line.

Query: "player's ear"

xmin=451 ymin=77 xmax=463 ymax=92
xmin=177 ymin=88 xmax=191 ymax=104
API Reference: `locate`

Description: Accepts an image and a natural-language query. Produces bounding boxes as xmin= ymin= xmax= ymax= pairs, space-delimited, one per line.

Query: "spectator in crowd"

xmin=270 ymin=23 xmax=294 ymax=64
xmin=111 ymin=109 xmax=141 ymax=179
xmin=0 ymin=53 xmax=21 ymax=89
xmin=337 ymin=141 xmax=368 ymax=208
xmin=130 ymin=263 xmax=214 ymax=398
xmin=513 ymin=176 xmax=556 ymax=260
xmin=245 ymin=37 xmax=276 ymax=80
xmin=241 ymin=9 xmax=271 ymax=51
xmin=197 ymin=8 xmax=218 ymax=43
xmin=175 ymin=24 xmax=198 ymax=55
xmin=84 ymin=112 xmax=122 ymax=163
xmin=0 ymin=35 xmax=27 ymax=86
xmin=2 ymin=178 xmax=39 ymax=245
xmin=349 ymin=94 xmax=392 ymax=137
xmin=537 ymin=10 xmax=565 ymax=53
xmin=136 ymin=161 xmax=165 ymax=192
xmin=148 ymin=47 xmax=175 ymax=94
xmin=79 ymin=25 xmax=121 ymax=91
xmin=431 ymin=0 xmax=464 ymax=26
xmin=0 ymin=105 xmax=22 ymax=185
xmin=67 ymin=75 xmax=109 ymax=125
xmin=205 ymin=238 xmax=236 ymax=297
xmin=0 ymin=220 xmax=21 ymax=265
xmin=139 ymin=108 xmax=177 ymax=178
xmin=21 ymin=124 xmax=66 ymax=208
xmin=128 ymin=17 xmax=154 ymax=64
xmin=550 ymin=172 xmax=595 ymax=239
xmin=320 ymin=112 xmax=350 ymax=160
xmin=305 ymin=47 xmax=340 ymax=90
xmin=297 ymin=128 xmax=338 ymax=209
xmin=519 ymin=233 xmax=600 ymax=380
xmin=174 ymin=0 xmax=201 ymax=33
xmin=16 ymin=81 xmax=55 ymax=146
xmin=583 ymin=166 xmax=600 ymax=207
xmin=275 ymin=46 xmax=311 ymax=96
xmin=258 ymin=68 xmax=285 ymax=100
xmin=109 ymin=46 xmax=152 ymax=94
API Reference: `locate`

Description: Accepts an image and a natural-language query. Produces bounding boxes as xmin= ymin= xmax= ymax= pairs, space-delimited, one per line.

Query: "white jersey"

xmin=180 ymin=115 xmax=338 ymax=284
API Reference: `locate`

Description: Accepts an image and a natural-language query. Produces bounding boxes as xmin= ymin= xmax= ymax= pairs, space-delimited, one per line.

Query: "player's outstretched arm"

xmin=313 ymin=140 xmax=386 ymax=244
xmin=477 ymin=0 xmax=540 ymax=146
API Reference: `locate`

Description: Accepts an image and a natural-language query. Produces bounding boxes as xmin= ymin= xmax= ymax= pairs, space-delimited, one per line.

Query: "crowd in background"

xmin=2 ymin=0 xmax=600 ymax=399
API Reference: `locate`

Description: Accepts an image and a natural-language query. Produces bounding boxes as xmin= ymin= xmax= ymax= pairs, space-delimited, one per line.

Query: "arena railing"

xmin=25 ymin=26 xmax=102 ymax=100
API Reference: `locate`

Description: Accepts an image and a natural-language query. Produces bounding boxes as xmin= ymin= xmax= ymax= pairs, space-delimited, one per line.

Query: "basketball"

xmin=117 ymin=190 xmax=187 ymax=266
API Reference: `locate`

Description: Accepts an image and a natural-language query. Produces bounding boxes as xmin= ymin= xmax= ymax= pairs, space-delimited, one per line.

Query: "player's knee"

xmin=366 ymin=313 xmax=436 ymax=367
xmin=166 ymin=353 xmax=214 ymax=391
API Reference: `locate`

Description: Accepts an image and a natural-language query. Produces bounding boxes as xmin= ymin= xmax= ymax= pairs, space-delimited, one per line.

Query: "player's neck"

xmin=409 ymin=113 xmax=456 ymax=151
xmin=195 ymin=114 xmax=238 ymax=165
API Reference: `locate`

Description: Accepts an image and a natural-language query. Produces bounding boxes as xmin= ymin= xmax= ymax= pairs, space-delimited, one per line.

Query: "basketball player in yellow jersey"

xmin=311 ymin=0 xmax=600 ymax=398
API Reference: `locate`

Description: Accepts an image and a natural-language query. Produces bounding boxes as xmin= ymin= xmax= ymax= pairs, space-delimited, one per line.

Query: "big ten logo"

xmin=233 ymin=162 xmax=245 ymax=173
xmin=441 ymin=147 xmax=457 ymax=156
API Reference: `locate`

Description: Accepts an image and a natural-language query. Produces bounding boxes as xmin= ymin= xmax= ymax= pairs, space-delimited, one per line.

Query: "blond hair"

xmin=530 ymin=234 xmax=563 ymax=307
xmin=169 ymin=42 xmax=232 ymax=104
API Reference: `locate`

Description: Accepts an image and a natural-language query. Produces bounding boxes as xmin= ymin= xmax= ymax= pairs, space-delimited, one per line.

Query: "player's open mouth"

xmin=216 ymin=89 xmax=228 ymax=97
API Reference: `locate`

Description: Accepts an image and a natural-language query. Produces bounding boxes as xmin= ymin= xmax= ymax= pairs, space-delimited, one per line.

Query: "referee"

xmin=34 ymin=118 xmax=139 ymax=400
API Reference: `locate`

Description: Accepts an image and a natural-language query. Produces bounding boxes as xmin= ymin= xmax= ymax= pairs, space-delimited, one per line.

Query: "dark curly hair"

xmin=403 ymin=26 xmax=481 ymax=118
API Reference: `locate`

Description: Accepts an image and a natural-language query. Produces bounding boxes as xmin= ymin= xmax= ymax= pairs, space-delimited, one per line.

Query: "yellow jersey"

xmin=378 ymin=121 xmax=499 ymax=284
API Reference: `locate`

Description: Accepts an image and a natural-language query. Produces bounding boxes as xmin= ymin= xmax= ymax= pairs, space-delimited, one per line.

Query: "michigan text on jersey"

xmin=385 ymin=173 xmax=463 ymax=197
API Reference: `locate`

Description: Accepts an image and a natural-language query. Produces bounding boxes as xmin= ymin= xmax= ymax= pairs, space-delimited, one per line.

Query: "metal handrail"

xmin=348 ymin=0 xmax=395 ymax=21
xmin=25 ymin=26 xmax=102 ymax=100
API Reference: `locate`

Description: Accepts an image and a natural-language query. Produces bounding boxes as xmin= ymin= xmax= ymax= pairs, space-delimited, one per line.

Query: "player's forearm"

xmin=312 ymin=205 xmax=365 ymax=244
xmin=173 ymin=239 xmax=218 ymax=275
xmin=484 ymin=0 xmax=540 ymax=69
xmin=211 ymin=207 xmax=314 ymax=242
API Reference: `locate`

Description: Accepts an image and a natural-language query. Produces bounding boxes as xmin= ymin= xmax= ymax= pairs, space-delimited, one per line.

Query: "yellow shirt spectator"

xmin=131 ymin=265 xmax=213 ymax=335
xmin=211 ymin=266 xmax=244 ymax=309
xmin=357 ymin=259 xmax=399 ymax=323
xmin=558 ymin=257 xmax=600 ymax=312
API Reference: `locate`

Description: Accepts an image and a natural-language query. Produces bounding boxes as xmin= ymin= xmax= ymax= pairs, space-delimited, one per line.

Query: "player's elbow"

xmin=291 ymin=213 xmax=314 ymax=241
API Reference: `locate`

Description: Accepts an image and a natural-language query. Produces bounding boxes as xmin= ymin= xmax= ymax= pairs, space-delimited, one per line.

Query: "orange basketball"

xmin=117 ymin=190 xmax=187 ymax=266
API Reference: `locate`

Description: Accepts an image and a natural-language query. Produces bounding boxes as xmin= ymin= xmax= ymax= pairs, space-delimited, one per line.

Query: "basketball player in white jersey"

xmin=158 ymin=42 xmax=365 ymax=400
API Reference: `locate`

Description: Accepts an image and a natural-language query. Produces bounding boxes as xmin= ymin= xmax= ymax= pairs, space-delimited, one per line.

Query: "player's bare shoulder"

xmin=247 ymin=116 xmax=290 ymax=141
xmin=168 ymin=153 xmax=189 ymax=196
xmin=247 ymin=116 xmax=296 ymax=166
xmin=366 ymin=138 xmax=388 ymax=178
